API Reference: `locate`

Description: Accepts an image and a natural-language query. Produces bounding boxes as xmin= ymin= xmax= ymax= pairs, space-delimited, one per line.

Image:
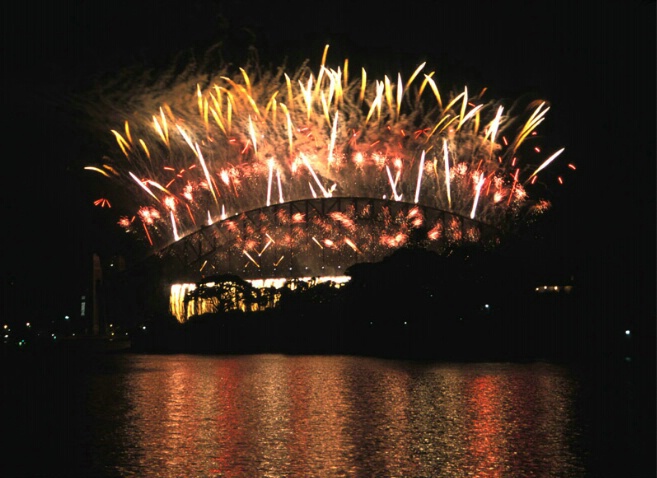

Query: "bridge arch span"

xmin=157 ymin=197 xmax=501 ymax=282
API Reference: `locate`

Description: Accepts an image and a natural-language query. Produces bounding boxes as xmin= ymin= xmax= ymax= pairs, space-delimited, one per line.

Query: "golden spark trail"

xmin=301 ymin=153 xmax=330 ymax=197
xmin=248 ymin=116 xmax=258 ymax=154
xmin=195 ymin=144 xmax=219 ymax=207
xmin=385 ymin=165 xmax=402 ymax=201
xmin=485 ymin=106 xmax=504 ymax=143
xmin=423 ymin=74 xmax=442 ymax=109
xmin=443 ymin=140 xmax=452 ymax=209
xmin=405 ymin=62 xmax=426 ymax=90
xmin=277 ymin=170 xmax=284 ymax=203
xmin=84 ymin=166 xmax=110 ymax=178
xmin=526 ymin=148 xmax=566 ymax=183
xmin=176 ymin=125 xmax=196 ymax=154
xmin=328 ymin=112 xmax=338 ymax=165
xmin=513 ymin=102 xmax=549 ymax=153
xmin=170 ymin=211 xmax=179 ymax=241
xmin=243 ymin=250 xmax=260 ymax=268
xmin=396 ymin=74 xmax=403 ymax=119
xmin=414 ymin=150 xmax=426 ymax=204
xmin=153 ymin=108 xmax=169 ymax=147
xmin=345 ymin=238 xmax=360 ymax=253
xmin=470 ymin=174 xmax=486 ymax=219
xmin=111 ymin=130 xmax=131 ymax=156
xmin=129 ymin=172 xmax=159 ymax=200
xmin=258 ymin=237 xmax=274 ymax=256
xmin=267 ymin=158 xmax=274 ymax=206
xmin=146 ymin=180 xmax=171 ymax=195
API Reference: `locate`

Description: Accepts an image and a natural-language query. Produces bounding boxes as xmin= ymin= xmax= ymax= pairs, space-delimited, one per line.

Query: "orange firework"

xmin=84 ymin=45 xmax=573 ymax=258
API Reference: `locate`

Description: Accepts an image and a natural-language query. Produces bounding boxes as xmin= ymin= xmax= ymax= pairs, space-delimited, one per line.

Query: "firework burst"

xmin=85 ymin=45 xmax=572 ymax=263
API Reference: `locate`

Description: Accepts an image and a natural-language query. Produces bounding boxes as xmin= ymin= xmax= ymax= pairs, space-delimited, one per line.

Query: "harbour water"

xmin=2 ymin=352 xmax=653 ymax=477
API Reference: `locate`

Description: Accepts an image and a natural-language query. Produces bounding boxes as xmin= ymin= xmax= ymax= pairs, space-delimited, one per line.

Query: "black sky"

xmin=1 ymin=0 xmax=654 ymax=324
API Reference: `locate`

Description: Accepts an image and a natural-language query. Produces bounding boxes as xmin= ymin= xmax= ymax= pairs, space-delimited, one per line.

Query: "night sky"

xmin=1 ymin=0 xmax=654 ymax=334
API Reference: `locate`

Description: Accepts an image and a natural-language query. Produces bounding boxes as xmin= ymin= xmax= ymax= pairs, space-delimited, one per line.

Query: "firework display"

xmin=86 ymin=46 xmax=572 ymax=277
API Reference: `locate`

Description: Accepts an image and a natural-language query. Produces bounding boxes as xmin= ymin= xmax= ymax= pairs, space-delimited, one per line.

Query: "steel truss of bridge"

xmin=158 ymin=197 xmax=500 ymax=282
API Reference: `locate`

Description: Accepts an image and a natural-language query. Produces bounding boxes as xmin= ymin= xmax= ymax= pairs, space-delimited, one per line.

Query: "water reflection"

xmin=75 ymin=355 xmax=587 ymax=477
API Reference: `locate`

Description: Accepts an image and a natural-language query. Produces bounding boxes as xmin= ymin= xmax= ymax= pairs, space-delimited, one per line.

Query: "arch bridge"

xmin=158 ymin=197 xmax=501 ymax=283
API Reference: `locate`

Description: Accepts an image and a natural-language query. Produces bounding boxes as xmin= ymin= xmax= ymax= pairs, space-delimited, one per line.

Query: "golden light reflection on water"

xmin=107 ymin=356 xmax=586 ymax=477
xmin=467 ymin=375 xmax=506 ymax=477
